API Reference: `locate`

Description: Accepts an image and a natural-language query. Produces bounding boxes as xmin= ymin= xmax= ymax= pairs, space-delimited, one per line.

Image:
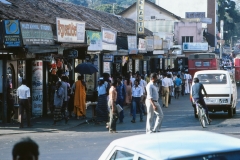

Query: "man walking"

xmin=145 ymin=73 xmax=164 ymax=134
xmin=161 ymin=73 xmax=171 ymax=108
xmin=17 ymin=79 xmax=31 ymax=128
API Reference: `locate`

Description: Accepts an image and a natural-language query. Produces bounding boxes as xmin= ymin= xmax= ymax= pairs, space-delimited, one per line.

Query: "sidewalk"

xmin=0 ymin=106 xmax=95 ymax=136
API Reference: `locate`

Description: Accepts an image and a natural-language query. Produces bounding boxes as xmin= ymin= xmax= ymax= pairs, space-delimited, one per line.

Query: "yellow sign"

xmin=131 ymin=54 xmax=143 ymax=59
xmin=137 ymin=0 xmax=145 ymax=34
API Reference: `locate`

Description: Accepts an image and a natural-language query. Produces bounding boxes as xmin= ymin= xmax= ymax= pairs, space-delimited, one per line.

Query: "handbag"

xmin=116 ymin=104 xmax=123 ymax=113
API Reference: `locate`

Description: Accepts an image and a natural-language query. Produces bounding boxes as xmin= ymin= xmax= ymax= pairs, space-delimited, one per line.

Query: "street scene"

xmin=1 ymin=0 xmax=240 ymax=159
xmin=1 ymin=91 xmax=240 ymax=160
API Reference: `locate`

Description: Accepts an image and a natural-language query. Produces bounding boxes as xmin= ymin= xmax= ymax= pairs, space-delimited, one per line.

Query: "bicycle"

xmin=194 ymin=99 xmax=210 ymax=128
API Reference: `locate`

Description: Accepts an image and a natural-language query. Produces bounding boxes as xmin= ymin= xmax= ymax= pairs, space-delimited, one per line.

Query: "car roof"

xmin=195 ymin=70 xmax=229 ymax=74
xmin=99 ymin=130 xmax=240 ymax=160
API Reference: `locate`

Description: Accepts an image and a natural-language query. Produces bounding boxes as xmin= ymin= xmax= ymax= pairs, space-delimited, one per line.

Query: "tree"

xmin=94 ymin=4 xmax=126 ymax=14
xmin=218 ymin=0 xmax=240 ymax=45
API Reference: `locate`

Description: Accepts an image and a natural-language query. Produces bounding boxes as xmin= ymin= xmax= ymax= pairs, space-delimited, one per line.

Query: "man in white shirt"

xmin=17 ymin=79 xmax=31 ymax=128
xmin=161 ymin=73 xmax=171 ymax=108
xmin=131 ymin=79 xmax=143 ymax=123
xmin=145 ymin=73 xmax=163 ymax=133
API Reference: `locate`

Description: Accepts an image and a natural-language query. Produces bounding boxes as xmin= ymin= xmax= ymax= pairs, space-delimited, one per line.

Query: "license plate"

xmin=205 ymin=98 xmax=218 ymax=104
xmin=219 ymin=99 xmax=228 ymax=104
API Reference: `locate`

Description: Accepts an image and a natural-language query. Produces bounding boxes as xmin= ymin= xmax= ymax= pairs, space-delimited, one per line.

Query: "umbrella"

xmin=75 ymin=63 xmax=98 ymax=75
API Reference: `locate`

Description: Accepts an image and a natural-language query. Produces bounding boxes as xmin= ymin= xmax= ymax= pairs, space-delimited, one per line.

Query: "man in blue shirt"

xmin=174 ymin=75 xmax=182 ymax=99
xmin=116 ymin=76 xmax=126 ymax=123
xmin=192 ymin=77 xmax=212 ymax=122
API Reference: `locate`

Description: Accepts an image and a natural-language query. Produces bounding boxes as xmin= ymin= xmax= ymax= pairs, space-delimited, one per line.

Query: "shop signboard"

xmin=63 ymin=49 xmax=78 ymax=58
xmin=135 ymin=59 xmax=139 ymax=72
xmin=2 ymin=20 xmax=22 ymax=47
xmin=20 ymin=22 xmax=54 ymax=45
xmin=183 ymin=42 xmax=208 ymax=51
xmin=56 ymin=17 xmax=85 ymax=43
xmin=103 ymin=54 xmax=113 ymax=62
xmin=146 ymin=36 xmax=154 ymax=51
xmin=138 ymin=38 xmax=147 ymax=53
xmin=154 ymin=35 xmax=163 ymax=50
xmin=127 ymin=35 xmax=138 ymax=54
xmin=86 ymin=30 xmax=102 ymax=51
xmin=137 ymin=0 xmax=145 ymax=34
xmin=102 ymin=27 xmax=117 ymax=44
xmin=185 ymin=12 xmax=205 ymax=18
xmin=32 ymin=60 xmax=43 ymax=116
xmin=103 ymin=62 xmax=111 ymax=74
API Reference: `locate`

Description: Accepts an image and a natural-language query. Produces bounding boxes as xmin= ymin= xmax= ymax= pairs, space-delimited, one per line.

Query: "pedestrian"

xmin=145 ymin=73 xmax=164 ymax=133
xmin=161 ymin=73 xmax=171 ymax=108
xmin=184 ymin=71 xmax=192 ymax=94
xmin=124 ymin=74 xmax=132 ymax=108
xmin=17 ymin=79 xmax=32 ymax=128
xmin=180 ymin=71 xmax=185 ymax=96
xmin=174 ymin=75 xmax=182 ymax=99
xmin=12 ymin=137 xmax=39 ymax=160
xmin=95 ymin=77 xmax=109 ymax=124
xmin=131 ymin=79 xmax=143 ymax=123
xmin=68 ymin=79 xmax=75 ymax=118
xmin=116 ymin=76 xmax=126 ymax=123
xmin=7 ymin=85 xmax=15 ymax=123
xmin=107 ymin=80 xmax=118 ymax=133
xmin=53 ymin=81 xmax=64 ymax=125
xmin=167 ymin=74 xmax=174 ymax=104
xmin=72 ymin=75 xmax=87 ymax=119
xmin=61 ymin=76 xmax=69 ymax=124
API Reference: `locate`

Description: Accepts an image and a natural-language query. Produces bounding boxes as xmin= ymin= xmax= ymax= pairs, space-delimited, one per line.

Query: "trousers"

xmin=19 ymin=99 xmax=31 ymax=127
xmin=145 ymin=99 xmax=164 ymax=134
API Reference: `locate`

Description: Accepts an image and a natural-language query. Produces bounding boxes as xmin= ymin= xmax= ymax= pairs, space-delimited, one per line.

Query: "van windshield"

xmin=197 ymin=74 xmax=227 ymax=84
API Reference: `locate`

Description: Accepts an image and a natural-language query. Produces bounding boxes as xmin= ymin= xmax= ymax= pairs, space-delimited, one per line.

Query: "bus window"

xmin=195 ymin=61 xmax=202 ymax=67
xmin=203 ymin=61 xmax=210 ymax=67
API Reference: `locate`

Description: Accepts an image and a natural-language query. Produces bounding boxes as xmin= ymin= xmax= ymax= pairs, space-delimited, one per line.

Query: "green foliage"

xmin=218 ymin=0 xmax=240 ymax=45
xmin=94 ymin=4 xmax=126 ymax=14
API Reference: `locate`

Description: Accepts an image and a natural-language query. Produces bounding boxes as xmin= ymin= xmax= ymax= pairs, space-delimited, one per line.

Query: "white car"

xmin=99 ymin=130 xmax=240 ymax=160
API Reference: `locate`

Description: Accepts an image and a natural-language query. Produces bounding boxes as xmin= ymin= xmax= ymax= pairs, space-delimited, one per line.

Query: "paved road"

xmin=0 ymin=89 xmax=240 ymax=160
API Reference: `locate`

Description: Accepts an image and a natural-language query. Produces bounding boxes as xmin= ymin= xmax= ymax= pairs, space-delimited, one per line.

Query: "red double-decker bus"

xmin=188 ymin=53 xmax=220 ymax=77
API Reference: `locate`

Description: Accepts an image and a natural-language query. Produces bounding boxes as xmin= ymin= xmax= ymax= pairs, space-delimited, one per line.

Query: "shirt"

xmin=54 ymin=87 xmax=64 ymax=107
xmin=97 ymin=84 xmax=107 ymax=96
xmin=132 ymin=86 xmax=143 ymax=97
xmin=162 ymin=77 xmax=171 ymax=87
xmin=175 ymin=78 xmax=182 ymax=87
xmin=17 ymin=85 xmax=30 ymax=99
xmin=192 ymin=83 xmax=205 ymax=99
xmin=146 ymin=81 xmax=159 ymax=101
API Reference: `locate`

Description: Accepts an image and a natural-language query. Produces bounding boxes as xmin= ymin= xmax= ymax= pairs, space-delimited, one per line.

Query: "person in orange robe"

xmin=72 ymin=75 xmax=87 ymax=119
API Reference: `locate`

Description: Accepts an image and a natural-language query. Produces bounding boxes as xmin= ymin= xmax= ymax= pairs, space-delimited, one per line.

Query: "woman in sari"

xmin=72 ymin=75 xmax=87 ymax=119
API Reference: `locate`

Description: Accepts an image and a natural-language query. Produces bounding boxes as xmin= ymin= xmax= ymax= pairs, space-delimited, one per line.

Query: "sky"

xmin=155 ymin=0 xmax=208 ymax=18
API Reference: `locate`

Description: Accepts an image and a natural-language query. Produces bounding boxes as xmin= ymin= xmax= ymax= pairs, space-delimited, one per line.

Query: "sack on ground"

xmin=116 ymin=104 xmax=123 ymax=113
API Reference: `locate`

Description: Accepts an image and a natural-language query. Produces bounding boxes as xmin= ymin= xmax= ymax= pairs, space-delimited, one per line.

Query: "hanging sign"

xmin=103 ymin=54 xmax=113 ymax=62
xmin=86 ymin=30 xmax=102 ymax=51
xmin=20 ymin=22 xmax=54 ymax=45
xmin=102 ymin=27 xmax=117 ymax=44
xmin=56 ymin=17 xmax=85 ymax=43
xmin=137 ymin=0 xmax=145 ymax=34
xmin=2 ymin=20 xmax=22 ymax=48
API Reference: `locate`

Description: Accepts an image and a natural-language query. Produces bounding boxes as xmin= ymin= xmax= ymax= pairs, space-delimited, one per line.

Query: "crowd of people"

xmin=94 ymin=69 xmax=193 ymax=133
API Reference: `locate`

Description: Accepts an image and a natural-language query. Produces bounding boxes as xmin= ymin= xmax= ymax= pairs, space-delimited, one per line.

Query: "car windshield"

xmin=197 ymin=74 xmax=227 ymax=84
xmin=174 ymin=150 xmax=240 ymax=160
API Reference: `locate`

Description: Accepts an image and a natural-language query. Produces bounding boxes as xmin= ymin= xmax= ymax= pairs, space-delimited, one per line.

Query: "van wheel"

xmin=233 ymin=107 xmax=236 ymax=114
xmin=228 ymin=108 xmax=233 ymax=118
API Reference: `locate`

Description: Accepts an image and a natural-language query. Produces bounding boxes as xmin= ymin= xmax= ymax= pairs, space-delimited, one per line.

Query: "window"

xmin=110 ymin=150 xmax=134 ymax=160
xmin=138 ymin=157 xmax=146 ymax=160
xmin=182 ymin=36 xmax=193 ymax=43
xmin=151 ymin=16 xmax=155 ymax=19
xmin=197 ymin=74 xmax=227 ymax=84
xmin=195 ymin=61 xmax=202 ymax=67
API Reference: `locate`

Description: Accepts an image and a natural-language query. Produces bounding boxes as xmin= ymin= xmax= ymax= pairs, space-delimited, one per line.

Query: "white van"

xmin=191 ymin=70 xmax=237 ymax=118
